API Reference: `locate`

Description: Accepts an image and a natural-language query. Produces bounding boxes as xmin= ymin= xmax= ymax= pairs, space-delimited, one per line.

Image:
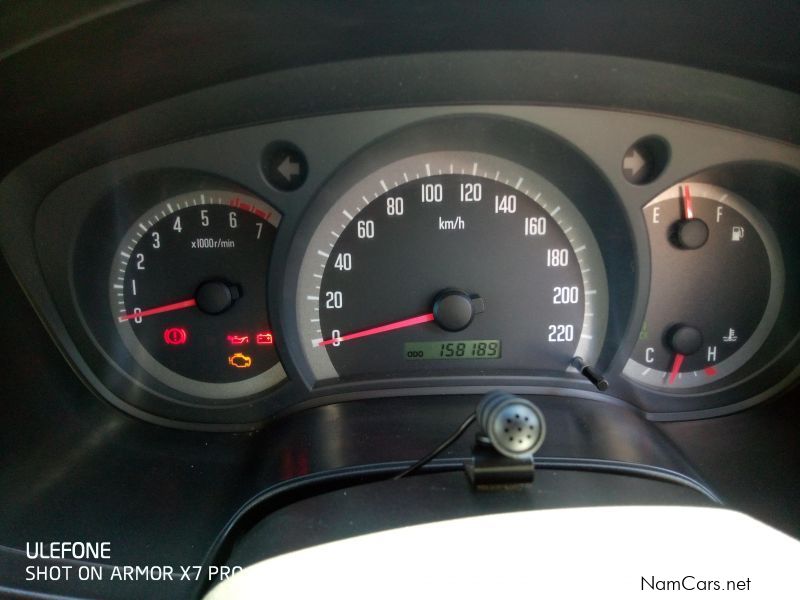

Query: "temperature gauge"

xmin=624 ymin=183 xmax=783 ymax=390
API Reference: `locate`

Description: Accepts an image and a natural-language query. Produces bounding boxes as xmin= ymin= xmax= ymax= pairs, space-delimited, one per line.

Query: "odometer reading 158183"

xmin=295 ymin=152 xmax=608 ymax=382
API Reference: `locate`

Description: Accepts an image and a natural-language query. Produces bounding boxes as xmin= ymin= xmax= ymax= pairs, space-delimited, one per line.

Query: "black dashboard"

xmin=2 ymin=2 xmax=799 ymax=599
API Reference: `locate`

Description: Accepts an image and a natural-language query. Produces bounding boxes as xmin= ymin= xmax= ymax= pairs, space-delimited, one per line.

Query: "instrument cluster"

xmin=4 ymin=106 xmax=800 ymax=428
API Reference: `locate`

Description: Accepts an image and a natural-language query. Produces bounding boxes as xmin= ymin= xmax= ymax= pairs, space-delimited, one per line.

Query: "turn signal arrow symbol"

xmin=623 ymin=148 xmax=645 ymax=176
xmin=277 ymin=156 xmax=301 ymax=181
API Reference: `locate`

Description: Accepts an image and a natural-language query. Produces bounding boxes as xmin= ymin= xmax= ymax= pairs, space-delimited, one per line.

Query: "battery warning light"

xmin=228 ymin=353 xmax=253 ymax=369
xmin=226 ymin=334 xmax=250 ymax=345
xmin=163 ymin=327 xmax=188 ymax=345
xmin=256 ymin=332 xmax=274 ymax=345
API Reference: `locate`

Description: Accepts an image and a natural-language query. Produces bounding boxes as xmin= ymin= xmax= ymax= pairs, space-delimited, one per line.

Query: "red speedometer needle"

xmin=681 ymin=185 xmax=694 ymax=219
xmin=118 ymin=298 xmax=197 ymax=322
xmin=316 ymin=312 xmax=435 ymax=346
xmin=668 ymin=353 xmax=685 ymax=385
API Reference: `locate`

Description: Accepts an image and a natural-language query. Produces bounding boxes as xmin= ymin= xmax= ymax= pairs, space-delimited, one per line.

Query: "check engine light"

xmin=228 ymin=353 xmax=253 ymax=369
xmin=256 ymin=332 xmax=274 ymax=345
xmin=163 ymin=327 xmax=188 ymax=345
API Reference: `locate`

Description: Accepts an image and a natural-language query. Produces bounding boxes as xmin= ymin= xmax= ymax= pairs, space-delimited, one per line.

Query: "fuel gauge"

xmin=624 ymin=182 xmax=784 ymax=390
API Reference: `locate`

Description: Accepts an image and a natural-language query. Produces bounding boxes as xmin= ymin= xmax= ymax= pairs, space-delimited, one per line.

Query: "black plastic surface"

xmin=3 ymin=1 xmax=800 ymax=179
xmin=225 ymin=469 xmax=714 ymax=570
xmin=657 ymin=392 xmax=800 ymax=538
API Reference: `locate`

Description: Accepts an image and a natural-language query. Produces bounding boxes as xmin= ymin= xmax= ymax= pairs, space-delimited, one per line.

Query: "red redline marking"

xmin=317 ymin=313 xmax=435 ymax=346
xmin=118 ymin=298 xmax=197 ymax=322
xmin=682 ymin=185 xmax=694 ymax=219
xmin=229 ymin=198 xmax=270 ymax=220
xmin=668 ymin=353 xmax=685 ymax=385
xmin=704 ymin=366 xmax=718 ymax=376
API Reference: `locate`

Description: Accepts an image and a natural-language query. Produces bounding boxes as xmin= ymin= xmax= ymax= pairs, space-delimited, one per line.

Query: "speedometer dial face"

xmin=110 ymin=190 xmax=285 ymax=399
xmin=296 ymin=152 xmax=608 ymax=383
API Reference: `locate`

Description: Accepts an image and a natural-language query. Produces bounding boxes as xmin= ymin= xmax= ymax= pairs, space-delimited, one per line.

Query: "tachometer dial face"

xmin=296 ymin=152 xmax=608 ymax=382
xmin=623 ymin=183 xmax=784 ymax=390
xmin=109 ymin=190 xmax=285 ymax=399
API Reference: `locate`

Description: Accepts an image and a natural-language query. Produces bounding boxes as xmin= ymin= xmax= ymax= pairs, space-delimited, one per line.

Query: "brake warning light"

xmin=163 ymin=327 xmax=188 ymax=345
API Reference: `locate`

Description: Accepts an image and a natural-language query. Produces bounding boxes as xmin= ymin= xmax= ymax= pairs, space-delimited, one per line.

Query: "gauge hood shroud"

xmin=287 ymin=115 xmax=628 ymax=388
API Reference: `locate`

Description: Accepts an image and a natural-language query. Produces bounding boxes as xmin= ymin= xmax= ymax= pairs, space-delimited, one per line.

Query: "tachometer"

xmin=295 ymin=152 xmax=608 ymax=382
xmin=109 ymin=190 xmax=285 ymax=399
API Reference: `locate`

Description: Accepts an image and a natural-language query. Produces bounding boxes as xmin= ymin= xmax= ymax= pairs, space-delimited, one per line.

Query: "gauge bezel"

xmin=295 ymin=151 xmax=608 ymax=382
xmin=622 ymin=182 xmax=785 ymax=390
xmin=283 ymin=115 xmax=632 ymax=391
xmin=55 ymin=169 xmax=298 ymax=427
xmin=108 ymin=190 xmax=286 ymax=399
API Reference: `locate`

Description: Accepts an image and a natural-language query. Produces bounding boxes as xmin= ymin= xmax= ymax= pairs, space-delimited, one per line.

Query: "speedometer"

xmin=295 ymin=151 xmax=608 ymax=383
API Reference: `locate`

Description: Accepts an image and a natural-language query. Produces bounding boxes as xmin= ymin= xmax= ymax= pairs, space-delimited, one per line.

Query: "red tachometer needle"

xmin=317 ymin=312 xmax=435 ymax=346
xmin=668 ymin=353 xmax=685 ymax=385
xmin=681 ymin=185 xmax=694 ymax=219
xmin=118 ymin=298 xmax=197 ymax=322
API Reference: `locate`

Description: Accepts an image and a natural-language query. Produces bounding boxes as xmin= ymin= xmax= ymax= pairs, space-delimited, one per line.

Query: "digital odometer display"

xmin=296 ymin=151 xmax=608 ymax=382
xmin=405 ymin=340 xmax=501 ymax=360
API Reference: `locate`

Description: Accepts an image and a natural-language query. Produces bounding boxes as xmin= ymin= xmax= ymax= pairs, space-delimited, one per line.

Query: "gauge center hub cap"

xmin=432 ymin=289 xmax=484 ymax=332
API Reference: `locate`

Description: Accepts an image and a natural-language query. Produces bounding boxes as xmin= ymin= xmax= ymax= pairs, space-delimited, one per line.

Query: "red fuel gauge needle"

xmin=118 ymin=298 xmax=197 ymax=322
xmin=317 ymin=312 xmax=435 ymax=346
xmin=668 ymin=353 xmax=685 ymax=385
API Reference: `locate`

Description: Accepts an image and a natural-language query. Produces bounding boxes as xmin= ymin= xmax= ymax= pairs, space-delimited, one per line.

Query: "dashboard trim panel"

xmin=1 ymin=63 xmax=799 ymax=427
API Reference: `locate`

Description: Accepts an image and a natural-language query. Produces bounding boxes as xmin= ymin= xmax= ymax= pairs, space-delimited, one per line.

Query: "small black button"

xmin=262 ymin=142 xmax=308 ymax=191
xmin=433 ymin=289 xmax=481 ymax=332
xmin=667 ymin=325 xmax=703 ymax=356
xmin=622 ymin=136 xmax=669 ymax=185
xmin=196 ymin=281 xmax=240 ymax=315
xmin=672 ymin=218 xmax=709 ymax=250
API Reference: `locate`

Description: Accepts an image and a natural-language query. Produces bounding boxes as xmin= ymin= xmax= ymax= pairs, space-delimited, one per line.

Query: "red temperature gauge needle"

xmin=317 ymin=312 xmax=435 ymax=346
xmin=668 ymin=353 xmax=685 ymax=385
xmin=681 ymin=185 xmax=694 ymax=219
xmin=118 ymin=298 xmax=197 ymax=322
